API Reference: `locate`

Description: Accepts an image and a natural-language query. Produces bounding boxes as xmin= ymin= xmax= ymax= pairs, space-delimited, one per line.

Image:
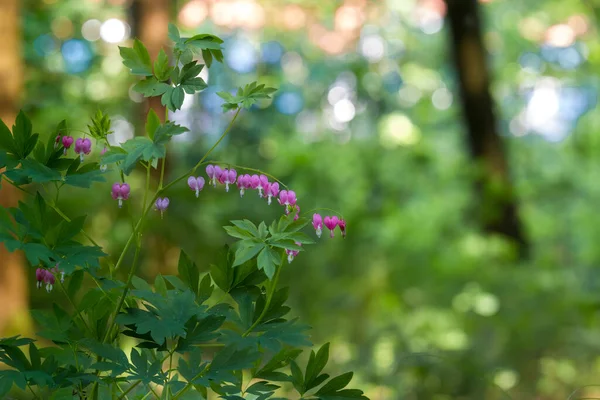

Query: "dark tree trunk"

xmin=444 ymin=0 xmax=528 ymax=258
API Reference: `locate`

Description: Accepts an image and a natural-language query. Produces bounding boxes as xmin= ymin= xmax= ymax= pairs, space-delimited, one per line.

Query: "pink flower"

xmin=251 ymin=174 xmax=269 ymax=197
xmin=187 ymin=176 xmax=205 ymax=198
xmin=54 ymin=135 xmax=61 ymax=150
xmin=43 ymin=270 xmax=55 ymax=293
xmin=61 ymin=136 xmax=74 ymax=154
xmin=313 ymin=214 xmax=323 ymax=238
xmin=237 ymin=174 xmax=251 ymax=197
xmin=279 ymin=190 xmax=298 ymax=216
xmin=294 ymin=205 xmax=300 ymax=221
xmin=278 ymin=190 xmax=297 ymax=207
xmin=286 ymin=242 xmax=302 ymax=263
xmin=74 ymin=138 xmax=92 ymax=161
xmin=265 ymin=182 xmax=280 ymax=205
xmin=111 ymin=182 xmax=130 ymax=208
xmin=206 ymin=165 xmax=222 ymax=187
xmin=155 ymin=197 xmax=170 ymax=218
xmin=338 ymin=219 xmax=346 ymax=238
xmin=35 ymin=268 xmax=45 ymax=289
xmin=219 ymin=168 xmax=237 ymax=192
xmin=324 ymin=216 xmax=339 ymax=238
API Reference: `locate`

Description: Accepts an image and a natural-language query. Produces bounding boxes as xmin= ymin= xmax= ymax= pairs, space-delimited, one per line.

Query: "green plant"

xmin=0 ymin=24 xmax=366 ymax=400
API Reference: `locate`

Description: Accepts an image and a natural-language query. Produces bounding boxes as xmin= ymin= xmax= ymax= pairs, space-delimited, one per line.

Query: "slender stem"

xmin=117 ymin=352 xmax=172 ymax=400
xmin=102 ymin=239 xmax=142 ymax=343
xmin=148 ymin=384 xmax=160 ymax=399
xmin=117 ymin=381 xmax=140 ymax=400
xmin=171 ymin=365 xmax=209 ymax=400
xmin=159 ymin=158 xmax=166 ymax=190
xmin=166 ymin=351 xmax=174 ymax=400
xmin=242 ymin=253 xmax=284 ymax=337
xmin=142 ymin=163 xmax=151 ymax=212
xmin=58 ymin=279 xmax=93 ymax=335
xmin=303 ymin=207 xmax=344 ymax=219
xmin=159 ymin=108 xmax=241 ymax=194
xmin=27 ymin=384 xmax=38 ymax=399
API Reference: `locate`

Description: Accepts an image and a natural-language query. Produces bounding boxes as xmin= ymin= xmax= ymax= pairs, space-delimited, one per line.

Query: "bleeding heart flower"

xmin=188 ymin=176 xmax=205 ymax=198
xmin=313 ymin=214 xmax=323 ymax=238
xmin=62 ymin=136 xmax=74 ymax=154
xmin=324 ymin=216 xmax=339 ymax=238
xmin=155 ymin=197 xmax=170 ymax=218
xmin=111 ymin=182 xmax=130 ymax=208
xmin=265 ymin=182 xmax=280 ymax=205
xmin=74 ymin=138 xmax=92 ymax=161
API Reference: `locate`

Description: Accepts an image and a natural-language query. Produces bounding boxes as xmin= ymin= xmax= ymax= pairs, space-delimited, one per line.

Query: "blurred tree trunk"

xmin=444 ymin=0 xmax=528 ymax=258
xmin=130 ymin=0 xmax=174 ymax=274
xmin=0 ymin=0 xmax=30 ymax=336
xmin=131 ymin=0 xmax=170 ymax=124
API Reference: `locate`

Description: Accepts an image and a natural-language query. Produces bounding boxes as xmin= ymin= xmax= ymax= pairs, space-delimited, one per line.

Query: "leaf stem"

xmin=171 ymin=364 xmax=209 ymax=400
xmin=159 ymin=108 xmax=241 ymax=194
xmin=102 ymin=237 xmax=142 ymax=343
xmin=58 ymin=279 xmax=93 ymax=335
xmin=242 ymin=253 xmax=284 ymax=337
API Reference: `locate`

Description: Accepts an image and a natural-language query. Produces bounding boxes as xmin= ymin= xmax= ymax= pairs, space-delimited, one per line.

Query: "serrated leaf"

xmin=120 ymin=39 xmax=153 ymax=76
xmin=233 ymin=242 xmax=264 ymax=267
xmin=146 ymin=109 xmax=161 ymax=140
xmin=257 ymin=246 xmax=280 ymax=280
xmin=154 ymin=48 xmax=172 ymax=81
xmin=134 ymin=77 xmax=171 ymax=97
xmin=316 ymin=372 xmax=353 ymax=395
xmin=178 ymin=249 xmax=200 ymax=295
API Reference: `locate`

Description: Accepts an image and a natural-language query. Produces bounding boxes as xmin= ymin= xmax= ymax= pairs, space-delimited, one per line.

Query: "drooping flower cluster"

xmin=188 ymin=166 xmax=303 ymax=224
xmin=55 ymin=135 xmax=94 ymax=161
xmin=35 ymin=265 xmax=64 ymax=293
xmin=286 ymin=241 xmax=302 ymax=263
xmin=111 ymin=183 xmax=130 ymax=208
xmin=313 ymin=214 xmax=346 ymax=238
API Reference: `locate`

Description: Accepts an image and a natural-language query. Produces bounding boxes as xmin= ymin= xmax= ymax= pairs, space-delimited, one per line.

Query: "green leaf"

xmin=178 ymin=249 xmax=200 ymax=295
xmin=67 ymin=269 xmax=84 ymax=298
xmin=23 ymin=243 xmax=55 ymax=265
xmin=146 ymin=109 xmax=161 ymax=140
xmin=0 ymin=119 xmax=17 ymax=155
xmin=154 ymin=274 xmax=168 ymax=297
xmin=13 ymin=111 xmax=37 ymax=159
xmin=134 ymin=77 xmax=171 ymax=97
xmin=176 ymin=314 xmax=225 ymax=352
xmin=304 ymin=343 xmax=330 ymax=393
xmin=153 ymin=122 xmax=189 ymax=145
xmin=316 ymin=372 xmax=353 ymax=395
xmin=168 ymin=23 xmax=181 ymax=43
xmin=130 ymin=348 xmax=165 ymax=385
xmin=20 ymin=159 xmax=61 ymax=183
xmin=119 ymin=39 xmax=153 ymax=76
xmin=56 ymin=215 xmax=86 ymax=244
xmin=87 ymin=110 xmax=112 ymax=140
xmin=154 ymin=48 xmax=172 ymax=81
xmin=257 ymin=247 xmax=279 ymax=280
xmin=290 ymin=360 xmax=304 ymax=393
xmin=231 ymin=220 xmax=260 ymax=237
xmin=178 ymin=61 xmax=207 ymax=94
xmin=233 ymin=242 xmax=264 ymax=267
xmin=171 ymin=86 xmax=185 ymax=110
xmin=217 ymin=82 xmax=277 ymax=112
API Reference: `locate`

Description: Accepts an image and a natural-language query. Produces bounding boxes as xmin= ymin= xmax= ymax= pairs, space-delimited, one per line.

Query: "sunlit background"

xmin=4 ymin=0 xmax=600 ymax=398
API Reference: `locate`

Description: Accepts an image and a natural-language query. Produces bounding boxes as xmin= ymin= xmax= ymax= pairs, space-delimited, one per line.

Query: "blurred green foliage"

xmin=15 ymin=0 xmax=600 ymax=399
